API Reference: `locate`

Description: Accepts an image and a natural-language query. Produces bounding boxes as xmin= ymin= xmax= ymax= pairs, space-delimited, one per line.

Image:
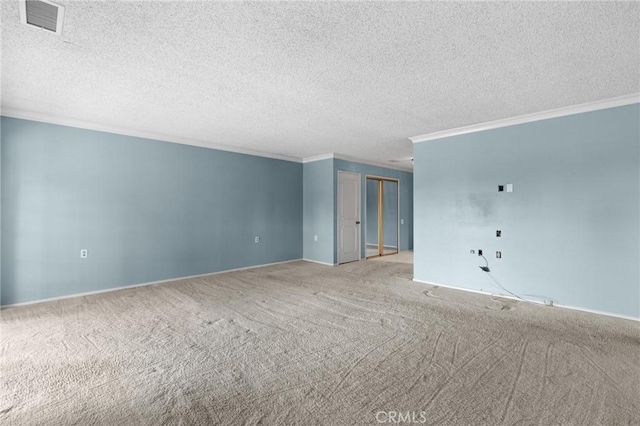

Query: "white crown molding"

xmin=0 ymin=107 xmax=303 ymax=163
xmin=302 ymin=153 xmax=334 ymax=163
xmin=1 ymin=108 xmax=414 ymax=171
xmin=333 ymin=153 xmax=413 ymax=172
xmin=302 ymin=152 xmax=413 ymax=173
xmin=410 ymin=93 xmax=640 ymax=144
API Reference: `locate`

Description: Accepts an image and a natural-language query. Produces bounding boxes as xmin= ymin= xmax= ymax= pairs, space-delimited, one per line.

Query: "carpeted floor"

xmin=1 ymin=260 xmax=638 ymax=425
xmin=368 ymin=250 xmax=413 ymax=264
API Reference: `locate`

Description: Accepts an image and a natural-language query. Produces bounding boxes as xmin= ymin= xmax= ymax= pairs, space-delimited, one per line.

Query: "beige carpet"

xmin=368 ymin=250 xmax=413 ymax=264
xmin=1 ymin=260 xmax=638 ymax=425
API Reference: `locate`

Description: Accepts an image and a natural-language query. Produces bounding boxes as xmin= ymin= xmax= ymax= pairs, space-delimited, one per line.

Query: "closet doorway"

xmin=365 ymin=176 xmax=399 ymax=258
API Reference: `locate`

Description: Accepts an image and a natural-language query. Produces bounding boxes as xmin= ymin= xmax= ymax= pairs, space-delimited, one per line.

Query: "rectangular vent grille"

xmin=19 ymin=0 xmax=65 ymax=35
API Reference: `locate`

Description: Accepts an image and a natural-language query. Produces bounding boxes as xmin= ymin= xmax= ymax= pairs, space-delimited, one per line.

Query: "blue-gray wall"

xmin=1 ymin=117 xmax=303 ymax=305
xmin=413 ymin=104 xmax=640 ymax=318
xmin=0 ymin=118 xmax=2 ymax=297
xmin=302 ymin=159 xmax=414 ymax=265
xmin=302 ymin=159 xmax=335 ymax=264
xmin=334 ymin=159 xmax=413 ymax=264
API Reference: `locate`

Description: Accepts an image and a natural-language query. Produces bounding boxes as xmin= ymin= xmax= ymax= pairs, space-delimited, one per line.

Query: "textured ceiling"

xmin=1 ymin=1 xmax=639 ymax=166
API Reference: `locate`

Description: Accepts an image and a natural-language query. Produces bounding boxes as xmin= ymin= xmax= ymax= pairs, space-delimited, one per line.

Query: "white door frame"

xmin=337 ymin=170 xmax=361 ymax=264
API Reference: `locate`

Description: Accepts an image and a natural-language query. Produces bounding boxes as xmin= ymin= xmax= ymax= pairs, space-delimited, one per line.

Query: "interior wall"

xmin=0 ymin=119 xmax=3 ymax=297
xmin=413 ymin=104 xmax=640 ymax=318
xmin=302 ymin=159 xmax=414 ymax=265
xmin=333 ymin=159 xmax=413 ymax=264
xmin=302 ymin=159 xmax=335 ymax=264
xmin=1 ymin=117 xmax=303 ymax=305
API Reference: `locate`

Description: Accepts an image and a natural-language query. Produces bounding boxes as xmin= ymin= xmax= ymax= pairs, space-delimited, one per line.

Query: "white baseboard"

xmin=554 ymin=304 xmax=640 ymax=323
xmin=413 ymin=278 xmax=640 ymax=323
xmin=366 ymin=245 xmax=398 ymax=249
xmin=1 ymin=259 xmax=304 ymax=308
xmin=302 ymin=258 xmax=336 ymax=266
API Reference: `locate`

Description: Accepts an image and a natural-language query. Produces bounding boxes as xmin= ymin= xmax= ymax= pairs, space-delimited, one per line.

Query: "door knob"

xmin=356 ymin=221 xmax=361 ymax=224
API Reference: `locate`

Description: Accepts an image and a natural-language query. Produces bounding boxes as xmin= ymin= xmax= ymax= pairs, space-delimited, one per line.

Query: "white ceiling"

xmin=1 ymin=1 xmax=638 ymax=167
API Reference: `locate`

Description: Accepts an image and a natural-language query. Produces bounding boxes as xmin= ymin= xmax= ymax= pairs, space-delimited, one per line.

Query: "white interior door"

xmin=338 ymin=171 xmax=361 ymax=264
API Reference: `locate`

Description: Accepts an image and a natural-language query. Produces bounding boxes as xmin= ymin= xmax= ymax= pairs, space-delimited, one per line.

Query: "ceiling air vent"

xmin=19 ymin=0 xmax=65 ymax=35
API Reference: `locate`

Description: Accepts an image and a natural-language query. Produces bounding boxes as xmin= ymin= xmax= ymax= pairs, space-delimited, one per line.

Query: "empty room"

xmin=1 ymin=1 xmax=638 ymax=425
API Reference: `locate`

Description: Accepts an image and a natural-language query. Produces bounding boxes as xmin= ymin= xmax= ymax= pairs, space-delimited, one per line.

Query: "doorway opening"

xmin=365 ymin=176 xmax=399 ymax=258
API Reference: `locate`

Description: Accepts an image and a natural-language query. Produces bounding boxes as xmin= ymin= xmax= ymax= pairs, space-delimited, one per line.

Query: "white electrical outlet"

xmin=255 ymin=236 xmax=260 ymax=243
xmin=506 ymin=183 xmax=513 ymax=192
xmin=401 ymin=219 xmax=404 ymax=225
xmin=80 ymin=249 xmax=88 ymax=259
xmin=314 ymin=235 xmax=318 ymax=241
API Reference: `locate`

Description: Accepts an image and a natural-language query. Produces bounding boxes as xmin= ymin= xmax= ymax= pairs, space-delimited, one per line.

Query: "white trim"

xmin=1 ymin=108 xmax=302 ymax=163
xmin=0 ymin=259 xmax=303 ymax=308
xmin=413 ymin=278 xmax=640 ymax=323
xmin=410 ymin=93 xmax=640 ymax=144
xmin=554 ymin=305 xmax=640 ymax=323
xmin=364 ymin=174 xmax=400 ymax=181
xmin=303 ymin=153 xmax=413 ymax=172
xmin=19 ymin=0 xmax=65 ymax=36
xmin=302 ymin=153 xmax=335 ymax=163
xmin=0 ymin=110 xmax=417 ymax=169
xmin=302 ymin=258 xmax=336 ymax=266
xmin=334 ymin=153 xmax=412 ymax=172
